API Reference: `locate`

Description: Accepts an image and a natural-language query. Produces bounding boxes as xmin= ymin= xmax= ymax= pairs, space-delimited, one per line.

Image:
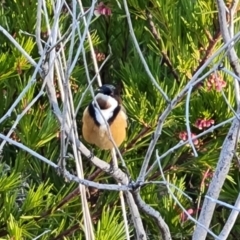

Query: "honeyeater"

xmin=82 ymin=84 xmax=127 ymax=150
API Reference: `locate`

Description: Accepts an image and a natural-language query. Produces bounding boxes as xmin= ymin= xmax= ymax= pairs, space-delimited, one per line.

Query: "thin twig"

xmin=77 ymin=0 xmax=101 ymax=86
xmin=193 ymin=1 xmax=240 ymax=238
xmin=185 ymin=85 xmax=198 ymax=157
xmin=32 ymin=230 xmax=51 ymax=240
xmin=0 ymin=84 xmax=45 ymax=151
xmin=138 ymin=31 xmax=240 ymax=183
xmin=0 ymin=26 xmax=37 ymax=67
xmin=133 ymin=189 xmax=172 ymax=240
xmin=0 ymin=134 xmax=130 ymax=191
xmin=214 ymin=194 xmax=240 ymax=240
xmin=122 ymin=0 xmax=170 ymax=102
xmin=156 ymin=151 xmax=220 ymax=239
xmin=145 ymin=114 xmax=238 ymax=178
xmin=36 ymin=0 xmax=43 ymax=55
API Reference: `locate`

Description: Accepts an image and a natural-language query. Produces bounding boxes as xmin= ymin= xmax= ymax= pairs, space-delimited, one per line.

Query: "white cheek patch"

xmin=93 ymin=93 xmax=118 ymax=126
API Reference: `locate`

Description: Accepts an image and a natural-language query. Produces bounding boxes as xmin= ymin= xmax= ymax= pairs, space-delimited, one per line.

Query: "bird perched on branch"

xmin=82 ymin=84 xmax=127 ymax=150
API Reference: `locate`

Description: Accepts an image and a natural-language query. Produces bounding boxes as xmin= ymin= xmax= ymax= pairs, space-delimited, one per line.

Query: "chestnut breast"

xmin=82 ymin=106 xmax=127 ymax=150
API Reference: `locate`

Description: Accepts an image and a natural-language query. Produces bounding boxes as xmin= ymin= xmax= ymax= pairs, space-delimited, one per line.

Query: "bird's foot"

xmin=109 ymin=160 xmax=118 ymax=173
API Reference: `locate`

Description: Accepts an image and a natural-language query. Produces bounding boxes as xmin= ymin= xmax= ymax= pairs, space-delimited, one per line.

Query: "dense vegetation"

xmin=0 ymin=0 xmax=240 ymax=239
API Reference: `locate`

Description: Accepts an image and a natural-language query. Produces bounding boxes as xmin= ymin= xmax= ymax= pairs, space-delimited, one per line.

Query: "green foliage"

xmin=95 ymin=206 xmax=128 ymax=240
xmin=1 ymin=0 xmax=240 ymax=239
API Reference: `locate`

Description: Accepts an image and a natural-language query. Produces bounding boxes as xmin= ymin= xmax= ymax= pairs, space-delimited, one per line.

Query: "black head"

xmin=95 ymin=84 xmax=121 ymax=103
xmin=96 ymin=84 xmax=116 ymax=95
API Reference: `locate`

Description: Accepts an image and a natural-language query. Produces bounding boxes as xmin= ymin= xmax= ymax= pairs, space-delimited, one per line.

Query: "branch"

xmin=122 ymin=0 xmax=170 ymax=102
xmin=124 ymin=191 xmax=147 ymax=240
xmin=208 ymin=194 xmax=240 ymax=240
xmin=0 ymin=26 xmax=37 ymax=67
xmin=185 ymin=85 xmax=198 ymax=157
xmin=193 ymin=31 xmax=221 ymax=75
xmin=217 ymin=0 xmax=240 ymax=75
xmin=145 ymin=113 xmax=238 ymax=177
xmin=0 ymin=133 xmax=130 ymax=191
xmin=138 ymin=31 xmax=240 ymax=183
xmin=42 ymin=30 xmax=146 ymax=239
xmin=133 ymin=190 xmax=172 ymax=240
xmin=52 ymin=223 xmax=80 ymax=240
xmin=192 ymin=1 xmax=240 ymax=239
xmin=156 ymin=151 xmax=220 ymax=239
xmin=192 ymin=107 xmax=240 ymax=240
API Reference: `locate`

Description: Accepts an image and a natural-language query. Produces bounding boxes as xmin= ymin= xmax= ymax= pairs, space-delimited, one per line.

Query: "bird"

xmin=82 ymin=84 xmax=127 ymax=150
